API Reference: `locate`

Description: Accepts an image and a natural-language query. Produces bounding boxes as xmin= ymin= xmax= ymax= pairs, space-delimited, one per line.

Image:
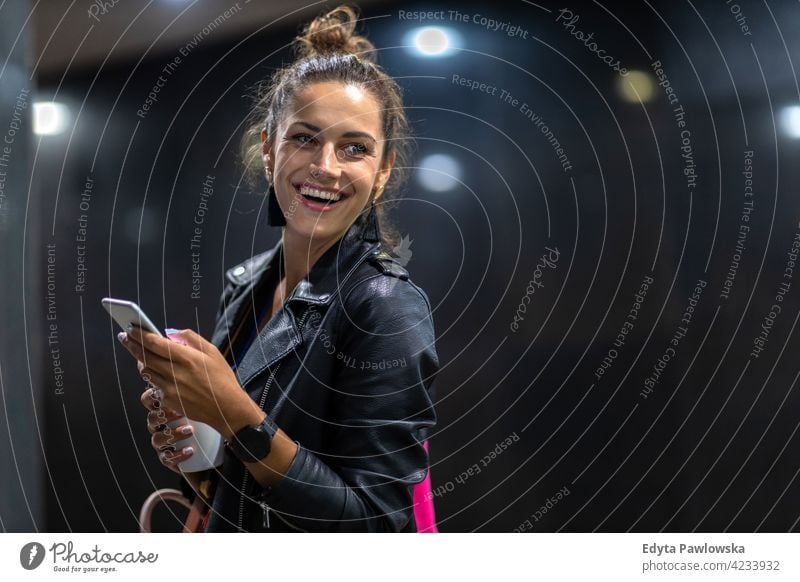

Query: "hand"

xmin=140 ymin=387 xmax=195 ymax=473
xmin=119 ymin=327 xmax=262 ymax=438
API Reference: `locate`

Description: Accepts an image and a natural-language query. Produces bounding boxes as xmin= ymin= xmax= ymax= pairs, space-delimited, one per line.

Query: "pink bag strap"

xmin=412 ymin=439 xmax=438 ymax=533
xmin=139 ymin=488 xmax=201 ymax=533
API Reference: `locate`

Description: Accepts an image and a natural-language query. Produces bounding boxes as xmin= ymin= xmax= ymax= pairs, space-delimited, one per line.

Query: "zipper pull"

xmin=260 ymin=502 xmax=271 ymax=529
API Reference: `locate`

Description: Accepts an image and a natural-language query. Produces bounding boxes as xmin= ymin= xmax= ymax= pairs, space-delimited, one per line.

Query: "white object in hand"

xmin=165 ymin=330 xmax=224 ymax=472
xmin=167 ymin=417 xmax=225 ymax=472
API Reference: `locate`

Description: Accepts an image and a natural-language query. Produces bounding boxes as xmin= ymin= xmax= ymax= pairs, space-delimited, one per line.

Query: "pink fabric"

xmin=412 ymin=439 xmax=438 ymax=533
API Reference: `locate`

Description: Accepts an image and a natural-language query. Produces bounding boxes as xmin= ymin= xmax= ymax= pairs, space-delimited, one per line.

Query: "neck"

xmin=279 ymin=228 xmax=342 ymax=296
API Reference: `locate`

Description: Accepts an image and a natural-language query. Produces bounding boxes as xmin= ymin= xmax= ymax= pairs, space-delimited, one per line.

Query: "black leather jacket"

xmin=198 ymin=219 xmax=439 ymax=532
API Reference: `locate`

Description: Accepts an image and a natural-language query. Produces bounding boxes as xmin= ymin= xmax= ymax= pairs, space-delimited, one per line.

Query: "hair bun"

xmin=297 ymin=5 xmax=376 ymax=62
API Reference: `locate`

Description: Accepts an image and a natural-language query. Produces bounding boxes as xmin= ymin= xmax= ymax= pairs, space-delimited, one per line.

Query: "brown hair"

xmin=240 ymin=4 xmax=411 ymax=249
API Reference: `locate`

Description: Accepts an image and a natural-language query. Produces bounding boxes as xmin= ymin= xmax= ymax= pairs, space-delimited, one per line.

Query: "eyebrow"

xmin=291 ymin=121 xmax=376 ymax=143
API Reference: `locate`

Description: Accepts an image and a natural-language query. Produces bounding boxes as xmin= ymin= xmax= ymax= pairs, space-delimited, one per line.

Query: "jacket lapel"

xmin=225 ymin=225 xmax=380 ymax=391
xmin=231 ymin=306 xmax=301 ymax=389
xmin=210 ymin=240 xmax=281 ymax=363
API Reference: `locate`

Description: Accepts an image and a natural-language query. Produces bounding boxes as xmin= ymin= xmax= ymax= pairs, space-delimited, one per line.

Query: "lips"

xmin=293 ymin=182 xmax=348 ymax=211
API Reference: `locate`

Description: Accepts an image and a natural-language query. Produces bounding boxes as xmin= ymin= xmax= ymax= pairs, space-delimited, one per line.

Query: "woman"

xmin=118 ymin=6 xmax=439 ymax=532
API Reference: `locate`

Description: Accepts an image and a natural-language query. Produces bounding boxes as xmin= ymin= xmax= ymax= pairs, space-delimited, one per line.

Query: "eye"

xmin=291 ymin=133 xmax=316 ymax=146
xmin=341 ymin=143 xmax=368 ymax=157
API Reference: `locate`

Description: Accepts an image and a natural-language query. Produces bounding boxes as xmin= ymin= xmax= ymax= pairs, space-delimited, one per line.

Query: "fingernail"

xmin=151 ymin=389 xmax=163 ymax=399
xmin=180 ymin=426 xmax=193 ymax=435
xmin=165 ymin=328 xmax=180 ymax=336
xmin=126 ymin=324 xmax=133 ymax=333
xmin=183 ymin=446 xmax=194 ymax=455
xmin=117 ymin=332 xmax=127 ymax=343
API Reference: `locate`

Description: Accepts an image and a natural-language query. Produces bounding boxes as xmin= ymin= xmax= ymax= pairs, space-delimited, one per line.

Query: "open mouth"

xmin=294 ymin=183 xmax=346 ymax=206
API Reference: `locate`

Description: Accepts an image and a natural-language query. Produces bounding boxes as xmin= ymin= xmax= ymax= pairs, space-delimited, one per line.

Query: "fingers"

xmin=139 ymin=387 xmax=185 ymax=424
xmin=139 ymin=368 xmax=174 ymax=398
xmin=166 ymin=328 xmax=208 ymax=353
xmin=146 ymin=407 xmax=182 ymax=432
xmin=122 ymin=329 xmax=204 ymax=406
xmin=146 ymin=409 xmax=195 ymax=473
xmin=119 ymin=330 xmax=174 ymax=370
xmin=158 ymin=446 xmax=195 ymax=474
xmin=140 ymin=386 xmax=169 ymax=411
xmin=124 ymin=326 xmax=194 ymax=361
xmin=132 ymin=354 xmax=197 ymax=474
xmin=151 ymin=423 xmax=194 ymax=450
xmin=140 ymin=386 xmax=158 ymax=411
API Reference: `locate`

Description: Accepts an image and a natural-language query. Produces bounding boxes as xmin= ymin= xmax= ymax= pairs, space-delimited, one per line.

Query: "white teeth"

xmin=298 ymin=185 xmax=341 ymax=202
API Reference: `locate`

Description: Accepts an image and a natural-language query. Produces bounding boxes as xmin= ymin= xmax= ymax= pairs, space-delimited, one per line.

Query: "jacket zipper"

xmin=237 ymin=307 xmax=313 ymax=531
xmin=237 ymin=362 xmax=280 ymax=531
xmin=260 ymin=501 xmax=271 ymax=528
xmin=262 ymin=502 xmax=309 ymax=532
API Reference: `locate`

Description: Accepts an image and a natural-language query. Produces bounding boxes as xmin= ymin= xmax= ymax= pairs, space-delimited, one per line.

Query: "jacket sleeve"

xmin=254 ymin=274 xmax=439 ymax=532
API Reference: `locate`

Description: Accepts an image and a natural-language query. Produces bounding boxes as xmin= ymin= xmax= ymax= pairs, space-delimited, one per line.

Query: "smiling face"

xmin=262 ymin=81 xmax=394 ymax=245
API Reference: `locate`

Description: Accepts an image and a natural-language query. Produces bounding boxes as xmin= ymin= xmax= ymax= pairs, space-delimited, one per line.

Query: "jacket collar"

xmin=225 ymin=218 xmax=381 ymax=306
xmin=289 ymin=227 xmax=380 ymax=305
xmin=219 ymin=218 xmax=381 ymax=388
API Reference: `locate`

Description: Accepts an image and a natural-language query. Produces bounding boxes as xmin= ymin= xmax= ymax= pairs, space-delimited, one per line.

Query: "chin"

xmin=285 ymin=218 xmax=343 ymax=244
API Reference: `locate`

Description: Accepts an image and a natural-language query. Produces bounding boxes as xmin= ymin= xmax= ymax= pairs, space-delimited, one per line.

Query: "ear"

xmin=261 ymin=129 xmax=275 ymax=175
xmin=374 ymin=150 xmax=396 ymax=201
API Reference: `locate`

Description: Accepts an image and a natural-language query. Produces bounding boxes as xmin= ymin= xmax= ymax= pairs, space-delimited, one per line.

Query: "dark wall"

xmin=0 ymin=0 xmax=42 ymax=532
xmin=27 ymin=0 xmax=800 ymax=531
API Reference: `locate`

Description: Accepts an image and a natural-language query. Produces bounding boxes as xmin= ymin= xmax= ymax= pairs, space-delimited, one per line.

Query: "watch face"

xmin=242 ymin=426 xmax=270 ymax=459
xmin=232 ymin=418 xmax=274 ymax=462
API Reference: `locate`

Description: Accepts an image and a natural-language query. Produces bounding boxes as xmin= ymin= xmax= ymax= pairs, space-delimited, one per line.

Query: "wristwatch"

xmin=226 ymin=414 xmax=279 ymax=463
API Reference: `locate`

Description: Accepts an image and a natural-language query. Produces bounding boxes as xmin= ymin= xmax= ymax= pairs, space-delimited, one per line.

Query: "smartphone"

xmin=101 ymin=297 xmax=224 ymax=471
xmin=101 ymin=297 xmax=163 ymax=337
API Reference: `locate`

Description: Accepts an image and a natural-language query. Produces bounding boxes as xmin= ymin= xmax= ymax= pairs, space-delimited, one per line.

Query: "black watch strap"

xmin=226 ymin=414 xmax=279 ymax=463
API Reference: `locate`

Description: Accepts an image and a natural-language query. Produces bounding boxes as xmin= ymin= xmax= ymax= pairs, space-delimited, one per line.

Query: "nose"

xmin=309 ymin=142 xmax=340 ymax=181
